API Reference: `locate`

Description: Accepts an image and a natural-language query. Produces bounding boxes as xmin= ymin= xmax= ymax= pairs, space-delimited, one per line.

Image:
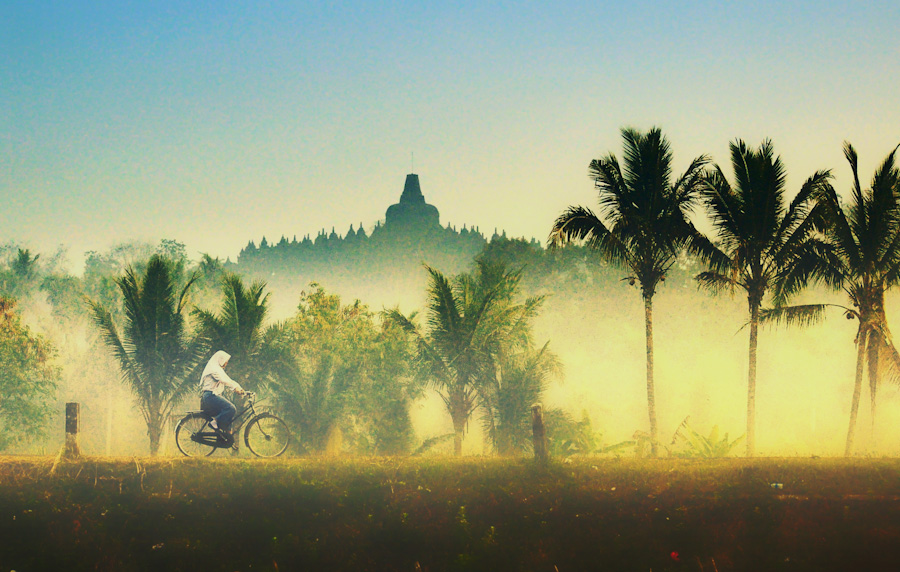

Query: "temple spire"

xmin=385 ymin=173 xmax=440 ymax=230
xmin=399 ymin=174 xmax=425 ymax=204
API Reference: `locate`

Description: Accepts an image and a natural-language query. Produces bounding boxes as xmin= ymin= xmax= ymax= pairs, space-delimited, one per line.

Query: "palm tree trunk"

xmin=746 ymin=300 xmax=760 ymax=457
xmin=867 ymin=332 xmax=879 ymax=450
xmin=452 ymin=415 xmax=465 ymax=456
xmin=146 ymin=394 xmax=163 ymax=456
xmin=644 ymin=294 xmax=658 ymax=457
xmin=148 ymin=417 xmax=162 ymax=457
xmin=845 ymin=328 xmax=866 ymax=456
xmin=447 ymin=386 xmax=467 ymax=456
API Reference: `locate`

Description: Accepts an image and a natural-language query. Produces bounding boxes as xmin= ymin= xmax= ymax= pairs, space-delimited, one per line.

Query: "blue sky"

xmin=3 ymin=0 xmax=899 ymax=270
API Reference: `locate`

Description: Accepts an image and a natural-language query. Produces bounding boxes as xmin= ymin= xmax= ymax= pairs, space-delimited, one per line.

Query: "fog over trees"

xmin=3 ymin=136 xmax=900 ymax=458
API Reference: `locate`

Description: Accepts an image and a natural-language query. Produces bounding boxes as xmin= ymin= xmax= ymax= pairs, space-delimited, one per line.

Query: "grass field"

xmin=1 ymin=455 xmax=900 ymax=571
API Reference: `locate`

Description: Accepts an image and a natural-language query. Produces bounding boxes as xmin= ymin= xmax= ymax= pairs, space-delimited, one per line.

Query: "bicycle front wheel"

xmin=175 ymin=413 xmax=217 ymax=457
xmin=244 ymin=413 xmax=290 ymax=457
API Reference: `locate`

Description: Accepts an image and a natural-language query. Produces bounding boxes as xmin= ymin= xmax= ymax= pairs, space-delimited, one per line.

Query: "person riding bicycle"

xmin=199 ymin=350 xmax=245 ymax=437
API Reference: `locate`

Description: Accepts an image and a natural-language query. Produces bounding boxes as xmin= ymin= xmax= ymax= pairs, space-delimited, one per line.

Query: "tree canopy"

xmin=0 ymin=297 xmax=58 ymax=451
xmin=89 ymin=254 xmax=206 ymax=455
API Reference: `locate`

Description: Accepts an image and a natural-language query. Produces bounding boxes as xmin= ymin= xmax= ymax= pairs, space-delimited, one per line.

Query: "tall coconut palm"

xmin=89 ymin=255 xmax=206 ymax=455
xmin=387 ymin=260 xmax=543 ymax=455
xmin=697 ymin=139 xmax=832 ymax=456
xmin=549 ymin=127 xmax=709 ymax=456
xmin=769 ymin=142 xmax=900 ymax=455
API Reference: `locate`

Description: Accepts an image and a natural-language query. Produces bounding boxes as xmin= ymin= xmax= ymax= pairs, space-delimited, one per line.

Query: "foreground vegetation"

xmin=1 ymin=456 xmax=900 ymax=571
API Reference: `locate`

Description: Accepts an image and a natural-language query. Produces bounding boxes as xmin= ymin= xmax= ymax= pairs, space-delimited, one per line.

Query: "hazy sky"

xmin=3 ymin=1 xmax=899 ymax=271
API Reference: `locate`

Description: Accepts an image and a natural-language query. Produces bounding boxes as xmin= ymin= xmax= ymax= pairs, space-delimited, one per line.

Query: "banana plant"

xmin=668 ymin=417 xmax=745 ymax=458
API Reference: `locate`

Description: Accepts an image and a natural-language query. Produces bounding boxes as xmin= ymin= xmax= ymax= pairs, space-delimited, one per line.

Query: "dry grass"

xmin=1 ymin=455 xmax=900 ymax=571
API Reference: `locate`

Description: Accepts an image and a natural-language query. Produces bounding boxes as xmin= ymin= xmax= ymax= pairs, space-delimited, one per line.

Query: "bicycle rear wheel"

xmin=175 ymin=413 xmax=217 ymax=457
xmin=244 ymin=413 xmax=290 ymax=457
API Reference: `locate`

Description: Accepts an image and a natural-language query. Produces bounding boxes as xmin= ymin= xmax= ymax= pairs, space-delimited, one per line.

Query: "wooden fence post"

xmin=64 ymin=402 xmax=81 ymax=458
xmin=532 ymin=403 xmax=548 ymax=464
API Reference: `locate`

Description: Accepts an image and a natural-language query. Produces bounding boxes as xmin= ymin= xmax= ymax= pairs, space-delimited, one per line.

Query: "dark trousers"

xmin=200 ymin=391 xmax=236 ymax=430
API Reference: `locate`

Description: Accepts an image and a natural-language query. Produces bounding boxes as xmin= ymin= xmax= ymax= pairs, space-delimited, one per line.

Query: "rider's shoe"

xmin=216 ymin=430 xmax=234 ymax=447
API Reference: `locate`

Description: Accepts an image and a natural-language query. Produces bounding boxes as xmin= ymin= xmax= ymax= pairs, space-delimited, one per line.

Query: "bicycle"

xmin=175 ymin=391 xmax=291 ymax=457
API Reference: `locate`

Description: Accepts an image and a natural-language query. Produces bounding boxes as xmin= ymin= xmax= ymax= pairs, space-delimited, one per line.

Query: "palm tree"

xmin=11 ymin=249 xmax=40 ymax=281
xmin=697 ymin=139 xmax=832 ymax=456
xmin=0 ymin=249 xmax=41 ymax=300
xmin=549 ymin=127 xmax=709 ymax=456
xmin=189 ymin=253 xmax=227 ymax=309
xmin=769 ymin=142 xmax=900 ymax=455
xmin=481 ymin=342 xmax=560 ymax=455
xmin=192 ymin=273 xmax=275 ymax=392
xmin=89 ymin=255 xmax=206 ymax=455
xmin=387 ymin=260 xmax=543 ymax=456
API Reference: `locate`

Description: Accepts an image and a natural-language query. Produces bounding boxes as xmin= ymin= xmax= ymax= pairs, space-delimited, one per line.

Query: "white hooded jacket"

xmin=199 ymin=350 xmax=244 ymax=395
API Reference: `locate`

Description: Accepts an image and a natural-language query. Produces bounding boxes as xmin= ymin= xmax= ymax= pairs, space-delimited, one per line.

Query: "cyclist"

xmin=199 ymin=350 xmax=245 ymax=437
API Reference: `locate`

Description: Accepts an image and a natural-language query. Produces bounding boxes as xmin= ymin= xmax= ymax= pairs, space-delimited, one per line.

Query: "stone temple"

xmin=384 ymin=174 xmax=441 ymax=232
xmin=237 ymin=171 xmax=489 ymax=277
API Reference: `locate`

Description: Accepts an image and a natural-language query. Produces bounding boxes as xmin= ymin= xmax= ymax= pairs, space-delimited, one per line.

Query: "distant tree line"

xmin=237 ymin=217 xmax=507 ymax=282
xmin=0 ymin=236 xmax=595 ymax=457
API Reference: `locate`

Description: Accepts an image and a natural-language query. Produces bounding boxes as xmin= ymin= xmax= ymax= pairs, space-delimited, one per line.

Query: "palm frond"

xmin=819 ymin=183 xmax=861 ymax=272
xmin=774 ymin=170 xmax=832 ymax=255
xmin=162 ymin=334 xmax=209 ymax=419
xmin=549 ymin=205 xmax=607 ymax=246
xmin=589 ymin=155 xmax=630 ymax=224
xmin=695 ymin=271 xmax=739 ymax=295
xmin=176 ymin=270 xmax=200 ymax=314
xmin=88 ymin=297 xmax=142 ymax=390
xmin=772 ymin=238 xmax=843 ymax=305
xmin=411 ymin=433 xmax=455 ymax=455
xmin=880 ymin=338 xmax=900 ymax=386
xmin=424 ymin=264 xmax=462 ymax=342
xmin=681 ymin=220 xmax=731 ymax=274
xmin=382 ymin=308 xmax=419 ymax=336
xmin=701 ymin=166 xmax=744 ymax=252
xmin=671 ymin=154 xmax=710 ymax=213
xmin=844 ymin=141 xmax=864 ymax=210
xmin=758 ymin=304 xmax=830 ymax=329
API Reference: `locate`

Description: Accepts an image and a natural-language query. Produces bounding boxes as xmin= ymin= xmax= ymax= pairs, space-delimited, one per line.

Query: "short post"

xmin=64 ymin=402 xmax=81 ymax=458
xmin=531 ymin=403 xmax=548 ymax=464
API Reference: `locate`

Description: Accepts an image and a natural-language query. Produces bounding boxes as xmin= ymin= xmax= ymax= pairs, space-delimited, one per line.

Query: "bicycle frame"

xmin=191 ymin=393 xmax=261 ymax=449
